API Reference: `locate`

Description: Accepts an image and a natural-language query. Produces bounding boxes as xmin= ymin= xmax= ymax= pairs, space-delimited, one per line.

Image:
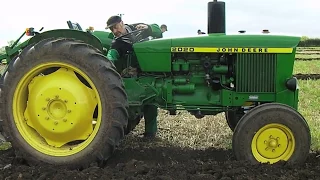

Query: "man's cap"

xmin=161 ymin=24 xmax=168 ymax=31
xmin=106 ymin=15 xmax=122 ymax=29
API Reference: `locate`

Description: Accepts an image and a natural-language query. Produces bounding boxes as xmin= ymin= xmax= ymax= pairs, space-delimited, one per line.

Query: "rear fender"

xmin=28 ymin=29 xmax=104 ymax=52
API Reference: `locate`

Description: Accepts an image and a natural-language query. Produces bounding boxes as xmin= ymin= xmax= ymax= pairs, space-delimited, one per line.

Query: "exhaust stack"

xmin=207 ymin=0 xmax=226 ymax=34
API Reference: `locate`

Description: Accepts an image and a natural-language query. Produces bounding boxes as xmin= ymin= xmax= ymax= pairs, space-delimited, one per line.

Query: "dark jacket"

xmin=107 ymin=23 xmax=163 ymax=62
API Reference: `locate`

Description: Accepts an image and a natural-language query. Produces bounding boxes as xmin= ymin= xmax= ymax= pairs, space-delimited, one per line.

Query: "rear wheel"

xmin=0 ymin=38 xmax=128 ymax=169
xmin=232 ymin=103 xmax=310 ymax=165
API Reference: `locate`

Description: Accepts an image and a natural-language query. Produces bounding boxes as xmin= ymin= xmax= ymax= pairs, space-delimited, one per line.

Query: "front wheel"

xmin=0 ymin=38 xmax=129 ymax=169
xmin=225 ymin=110 xmax=244 ymax=131
xmin=232 ymin=103 xmax=310 ymax=165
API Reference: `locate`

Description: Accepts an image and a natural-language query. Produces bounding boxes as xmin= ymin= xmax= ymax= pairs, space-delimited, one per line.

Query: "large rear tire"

xmin=0 ymin=38 xmax=129 ymax=169
xmin=232 ymin=103 xmax=310 ymax=165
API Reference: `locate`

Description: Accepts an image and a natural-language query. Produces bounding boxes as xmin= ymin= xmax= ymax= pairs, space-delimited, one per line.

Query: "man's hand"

xmin=135 ymin=24 xmax=148 ymax=30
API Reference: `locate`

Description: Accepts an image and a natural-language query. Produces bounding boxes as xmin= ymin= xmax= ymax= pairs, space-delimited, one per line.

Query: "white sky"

xmin=0 ymin=0 xmax=319 ymax=47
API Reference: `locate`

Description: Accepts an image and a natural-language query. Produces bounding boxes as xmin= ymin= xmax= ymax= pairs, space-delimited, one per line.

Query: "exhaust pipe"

xmin=207 ymin=0 xmax=226 ymax=34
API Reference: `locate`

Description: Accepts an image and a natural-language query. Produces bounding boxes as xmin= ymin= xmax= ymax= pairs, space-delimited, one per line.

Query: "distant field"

xmin=294 ymin=60 xmax=320 ymax=74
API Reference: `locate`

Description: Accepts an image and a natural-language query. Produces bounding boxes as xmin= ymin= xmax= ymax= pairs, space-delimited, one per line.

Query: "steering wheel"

xmin=115 ymin=29 xmax=148 ymax=44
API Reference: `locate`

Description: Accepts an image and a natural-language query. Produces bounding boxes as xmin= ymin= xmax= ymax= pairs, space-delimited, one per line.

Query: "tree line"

xmin=298 ymin=36 xmax=320 ymax=47
xmin=0 ymin=40 xmax=15 ymax=54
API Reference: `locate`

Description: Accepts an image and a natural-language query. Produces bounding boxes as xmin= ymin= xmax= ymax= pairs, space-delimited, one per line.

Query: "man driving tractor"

xmin=105 ymin=15 xmax=163 ymax=138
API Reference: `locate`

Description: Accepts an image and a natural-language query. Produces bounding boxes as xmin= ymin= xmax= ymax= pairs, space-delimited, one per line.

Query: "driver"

xmin=106 ymin=15 xmax=163 ymax=61
xmin=105 ymin=15 xmax=163 ymax=139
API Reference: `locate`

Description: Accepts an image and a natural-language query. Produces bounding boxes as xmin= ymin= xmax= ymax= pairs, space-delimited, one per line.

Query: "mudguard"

xmin=28 ymin=29 xmax=104 ymax=52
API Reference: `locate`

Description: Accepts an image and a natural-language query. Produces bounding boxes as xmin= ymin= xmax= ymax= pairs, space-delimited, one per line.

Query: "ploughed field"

xmin=0 ymin=47 xmax=320 ymax=179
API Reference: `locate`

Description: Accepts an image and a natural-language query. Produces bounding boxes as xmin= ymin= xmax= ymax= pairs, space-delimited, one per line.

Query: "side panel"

xmin=28 ymin=29 xmax=104 ymax=52
xmin=275 ymin=48 xmax=298 ymax=108
xmin=134 ymin=39 xmax=172 ymax=72
xmin=275 ymin=51 xmax=296 ymax=92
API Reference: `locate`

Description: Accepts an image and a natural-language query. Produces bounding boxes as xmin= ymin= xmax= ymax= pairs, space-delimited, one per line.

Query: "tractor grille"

xmin=236 ymin=54 xmax=276 ymax=93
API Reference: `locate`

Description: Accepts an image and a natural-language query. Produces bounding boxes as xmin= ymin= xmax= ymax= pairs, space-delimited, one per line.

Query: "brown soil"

xmin=295 ymin=58 xmax=320 ymax=61
xmin=293 ymin=74 xmax=320 ymax=80
xmin=1 ymin=143 xmax=320 ymax=180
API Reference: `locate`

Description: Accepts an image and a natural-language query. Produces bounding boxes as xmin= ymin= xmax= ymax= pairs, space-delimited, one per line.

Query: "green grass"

xmin=295 ymin=54 xmax=320 ymax=59
xmin=293 ymin=60 xmax=320 ymax=74
xmin=297 ymin=47 xmax=320 ymax=50
xmin=0 ymin=142 xmax=11 ymax=150
xmin=297 ymin=80 xmax=320 ymax=150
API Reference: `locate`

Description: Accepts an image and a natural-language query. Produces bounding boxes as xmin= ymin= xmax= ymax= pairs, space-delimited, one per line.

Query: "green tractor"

xmin=0 ymin=0 xmax=311 ymax=169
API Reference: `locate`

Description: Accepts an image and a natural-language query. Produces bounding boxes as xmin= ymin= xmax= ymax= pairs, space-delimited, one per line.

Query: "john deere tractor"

xmin=0 ymin=0 xmax=310 ymax=169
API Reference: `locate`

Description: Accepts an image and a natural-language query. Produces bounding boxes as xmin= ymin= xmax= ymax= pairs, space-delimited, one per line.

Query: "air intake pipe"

xmin=207 ymin=0 xmax=226 ymax=34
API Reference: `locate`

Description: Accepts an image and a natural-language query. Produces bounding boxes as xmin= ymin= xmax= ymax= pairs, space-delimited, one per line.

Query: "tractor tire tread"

xmin=0 ymin=37 xmax=129 ymax=170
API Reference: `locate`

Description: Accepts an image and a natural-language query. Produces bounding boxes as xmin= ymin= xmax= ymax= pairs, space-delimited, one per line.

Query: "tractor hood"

xmin=133 ymin=33 xmax=301 ymax=72
xmin=133 ymin=33 xmax=301 ymax=53
xmin=171 ymin=34 xmax=301 ymax=48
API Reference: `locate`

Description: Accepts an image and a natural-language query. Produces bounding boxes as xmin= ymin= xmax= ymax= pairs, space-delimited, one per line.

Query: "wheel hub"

xmin=252 ymin=123 xmax=295 ymax=163
xmin=47 ymin=99 xmax=67 ymax=119
xmin=24 ymin=68 xmax=98 ymax=147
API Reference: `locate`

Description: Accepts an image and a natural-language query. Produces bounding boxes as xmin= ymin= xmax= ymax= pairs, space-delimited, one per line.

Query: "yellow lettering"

xmin=170 ymin=47 xmax=292 ymax=53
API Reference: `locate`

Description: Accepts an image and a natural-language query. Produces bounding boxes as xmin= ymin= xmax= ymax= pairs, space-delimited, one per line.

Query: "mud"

xmin=296 ymin=53 xmax=320 ymax=55
xmin=295 ymin=58 xmax=320 ymax=61
xmin=1 ymin=145 xmax=320 ymax=180
xmin=293 ymin=73 xmax=320 ymax=80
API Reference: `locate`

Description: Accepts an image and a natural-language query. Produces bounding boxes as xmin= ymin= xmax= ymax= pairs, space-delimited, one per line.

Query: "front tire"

xmin=232 ymin=103 xmax=310 ymax=165
xmin=225 ymin=110 xmax=244 ymax=131
xmin=0 ymin=38 xmax=128 ymax=169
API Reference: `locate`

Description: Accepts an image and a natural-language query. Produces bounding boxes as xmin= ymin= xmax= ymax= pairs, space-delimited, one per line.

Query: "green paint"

xmin=0 ymin=21 xmax=301 ymax=126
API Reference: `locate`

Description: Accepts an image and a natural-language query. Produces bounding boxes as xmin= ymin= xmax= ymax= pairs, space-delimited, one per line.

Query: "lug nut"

xmin=42 ymin=107 xmax=46 ymax=110
xmin=64 ymin=100 xmax=68 ymax=103
xmin=45 ymin=117 xmax=49 ymax=120
xmin=46 ymin=98 xmax=50 ymax=101
xmin=68 ymin=110 xmax=71 ymax=113
xmin=54 ymin=121 xmax=58 ymax=125
xmin=63 ymin=119 xmax=67 ymax=122
xmin=55 ymin=95 xmax=59 ymax=99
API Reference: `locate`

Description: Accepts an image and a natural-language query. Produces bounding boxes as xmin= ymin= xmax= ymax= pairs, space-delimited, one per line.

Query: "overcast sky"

xmin=0 ymin=0 xmax=319 ymax=47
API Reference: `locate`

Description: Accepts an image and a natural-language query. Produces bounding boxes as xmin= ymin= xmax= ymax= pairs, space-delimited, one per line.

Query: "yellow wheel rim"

xmin=251 ymin=123 xmax=295 ymax=164
xmin=13 ymin=62 xmax=102 ymax=156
